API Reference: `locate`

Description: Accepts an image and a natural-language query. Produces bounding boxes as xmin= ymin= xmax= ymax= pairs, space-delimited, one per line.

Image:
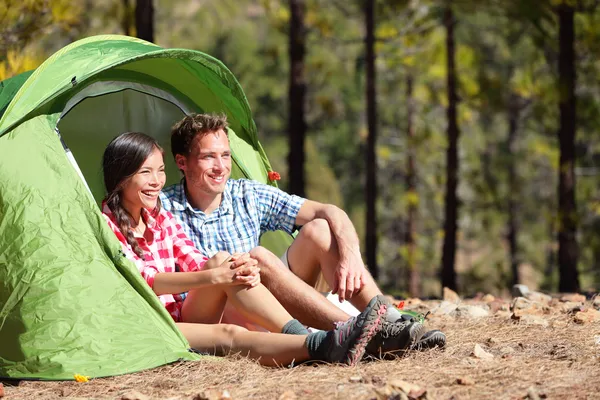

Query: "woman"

xmin=101 ymin=131 xmax=388 ymax=366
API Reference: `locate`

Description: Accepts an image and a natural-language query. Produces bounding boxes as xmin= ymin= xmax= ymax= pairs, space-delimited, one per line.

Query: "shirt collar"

xmin=174 ymin=178 xmax=232 ymax=216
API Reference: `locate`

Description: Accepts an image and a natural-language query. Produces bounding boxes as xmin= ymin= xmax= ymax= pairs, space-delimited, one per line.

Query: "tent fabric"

xmin=0 ymin=115 xmax=198 ymax=380
xmin=0 ymin=35 xmax=293 ymax=380
xmin=0 ymin=70 xmax=33 ymax=119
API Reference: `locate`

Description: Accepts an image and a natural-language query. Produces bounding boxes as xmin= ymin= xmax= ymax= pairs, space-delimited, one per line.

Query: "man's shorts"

xmin=280 ymin=248 xmax=331 ymax=293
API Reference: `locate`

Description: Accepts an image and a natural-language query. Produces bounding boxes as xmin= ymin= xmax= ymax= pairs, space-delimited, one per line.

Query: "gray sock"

xmin=282 ymin=319 xmax=310 ymax=335
xmin=305 ymin=330 xmax=331 ymax=360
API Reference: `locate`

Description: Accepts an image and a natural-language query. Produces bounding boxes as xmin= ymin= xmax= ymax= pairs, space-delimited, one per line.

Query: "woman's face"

xmin=121 ymin=147 xmax=166 ymax=215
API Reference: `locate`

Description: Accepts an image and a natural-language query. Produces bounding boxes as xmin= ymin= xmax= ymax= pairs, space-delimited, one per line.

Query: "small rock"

xmin=486 ymin=337 xmax=499 ymax=346
xmin=512 ymin=297 xmax=533 ymax=310
xmin=512 ymin=308 xmax=544 ymax=318
xmin=512 ymin=297 xmax=548 ymax=314
xmin=482 ymin=294 xmax=495 ymax=303
xmin=574 ymin=308 xmax=600 ymax=324
xmin=432 ymin=301 xmax=458 ymax=316
xmin=493 ymin=300 xmax=510 ymax=312
xmin=444 ymin=287 xmax=461 ymax=303
xmin=120 ymin=391 xmax=149 ymax=400
xmin=500 ymin=346 xmax=515 ymax=355
xmin=592 ymin=295 xmax=600 ymax=310
xmin=495 ymin=310 xmax=512 ymax=319
xmin=455 ymin=305 xmax=490 ymax=318
xmin=521 ymin=315 xmax=549 ymax=327
xmin=512 ymin=284 xmax=530 ymax=298
xmin=349 ymin=376 xmax=363 ymax=383
xmin=386 ymin=380 xmax=427 ymax=399
xmin=456 ymin=377 xmax=474 ymax=386
xmin=525 ymin=386 xmax=542 ymax=400
xmin=279 ymin=390 xmax=297 ymax=400
xmin=472 ymin=344 xmax=494 ymax=360
xmin=560 ymin=293 xmax=586 ymax=303
xmin=527 ymin=291 xmax=552 ymax=304
xmin=560 ymin=301 xmax=585 ymax=313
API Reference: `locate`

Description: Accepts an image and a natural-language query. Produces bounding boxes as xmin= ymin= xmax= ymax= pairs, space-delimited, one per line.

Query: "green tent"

xmin=0 ymin=35 xmax=290 ymax=380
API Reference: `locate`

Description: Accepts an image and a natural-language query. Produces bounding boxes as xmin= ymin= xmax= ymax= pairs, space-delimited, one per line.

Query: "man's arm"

xmin=295 ymin=200 xmax=367 ymax=301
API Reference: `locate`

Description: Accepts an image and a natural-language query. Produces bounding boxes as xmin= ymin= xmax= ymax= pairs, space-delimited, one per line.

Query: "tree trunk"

xmin=507 ymin=95 xmax=520 ymax=286
xmin=122 ymin=0 xmax=132 ymax=36
xmin=405 ymin=74 xmax=420 ymax=297
xmin=135 ymin=0 xmax=154 ymax=43
xmin=287 ymin=0 xmax=307 ymax=197
xmin=365 ymin=0 xmax=378 ymax=278
xmin=556 ymin=4 xmax=580 ymax=292
xmin=440 ymin=3 xmax=459 ymax=292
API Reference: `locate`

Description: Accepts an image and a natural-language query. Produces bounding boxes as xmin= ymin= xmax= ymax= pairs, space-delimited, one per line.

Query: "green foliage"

xmin=5 ymin=0 xmax=600 ymax=295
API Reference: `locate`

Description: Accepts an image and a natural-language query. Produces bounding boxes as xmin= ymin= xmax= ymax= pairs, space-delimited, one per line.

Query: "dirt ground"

xmin=4 ymin=297 xmax=600 ymax=400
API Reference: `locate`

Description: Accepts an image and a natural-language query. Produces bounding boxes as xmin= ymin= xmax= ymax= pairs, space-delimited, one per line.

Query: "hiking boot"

xmin=365 ymin=319 xmax=427 ymax=359
xmin=325 ymin=295 xmax=388 ymax=365
xmin=412 ymin=329 xmax=446 ymax=351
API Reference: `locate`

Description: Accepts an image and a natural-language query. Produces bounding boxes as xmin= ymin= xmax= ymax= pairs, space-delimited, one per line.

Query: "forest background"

xmin=2 ymin=0 xmax=598 ymax=299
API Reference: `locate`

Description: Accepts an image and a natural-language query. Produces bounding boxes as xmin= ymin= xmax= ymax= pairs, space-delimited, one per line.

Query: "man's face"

xmin=176 ymin=129 xmax=232 ymax=198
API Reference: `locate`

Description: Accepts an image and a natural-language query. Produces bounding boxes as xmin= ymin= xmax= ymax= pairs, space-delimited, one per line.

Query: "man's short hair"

xmin=170 ymin=113 xmax=229 ymax=157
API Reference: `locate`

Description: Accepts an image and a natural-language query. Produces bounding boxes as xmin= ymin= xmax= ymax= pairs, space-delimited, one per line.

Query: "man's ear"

xmin=175 ymin=154 xmax=186 ymax=172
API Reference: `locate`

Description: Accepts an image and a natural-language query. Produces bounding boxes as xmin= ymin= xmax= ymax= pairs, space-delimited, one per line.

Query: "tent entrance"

xmin=56 ymin=81 xmax=188 ymax=203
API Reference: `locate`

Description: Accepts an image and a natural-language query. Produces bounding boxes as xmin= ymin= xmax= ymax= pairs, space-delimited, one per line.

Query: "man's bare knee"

xmin=205 ymin=251 xmax=231 ymax=269
xmin=298 ymin=219 xmax=332 ymax=249
xmin=249 ymin=246 xmax=275 ymax=263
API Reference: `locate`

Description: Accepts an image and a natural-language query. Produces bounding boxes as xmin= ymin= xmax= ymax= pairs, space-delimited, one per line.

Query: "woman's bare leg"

xmin=177 ymin=323 xmax=310 ymax=366
xmin=182 ymin=252 xmax=297 ymax=332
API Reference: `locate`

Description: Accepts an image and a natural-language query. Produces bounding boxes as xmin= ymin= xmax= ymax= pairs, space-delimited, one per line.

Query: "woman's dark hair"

xmin=102 ymin=132 xmax=163 ymax=259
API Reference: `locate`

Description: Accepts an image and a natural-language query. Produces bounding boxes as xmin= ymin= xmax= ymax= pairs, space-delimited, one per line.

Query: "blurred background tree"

xmin=2 ymin=0 xmax=600 ymax=297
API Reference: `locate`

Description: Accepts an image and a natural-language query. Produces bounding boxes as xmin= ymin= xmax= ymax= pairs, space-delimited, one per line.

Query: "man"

xmin=160 ymin=113 xmax=445 ymax=355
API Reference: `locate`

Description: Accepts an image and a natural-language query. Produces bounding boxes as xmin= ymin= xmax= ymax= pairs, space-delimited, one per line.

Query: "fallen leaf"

xmin=73 ymin=374 xmax=89 ymax=383
xmin=472 ymin=344 xmax=494 ymax=360
xmin=456 ymin=377 xmax=474 ymax=385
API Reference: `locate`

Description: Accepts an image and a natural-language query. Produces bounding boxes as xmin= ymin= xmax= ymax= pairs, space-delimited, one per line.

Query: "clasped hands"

xmin=213 ymin=252 xmax=260 ymax=288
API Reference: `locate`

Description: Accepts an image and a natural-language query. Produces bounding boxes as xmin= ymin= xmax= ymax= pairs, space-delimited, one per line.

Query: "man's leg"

xmin=286 ymin=219 xmax=383 ymax=311
xmin=250 ymin=246 xmax=350 ymax=330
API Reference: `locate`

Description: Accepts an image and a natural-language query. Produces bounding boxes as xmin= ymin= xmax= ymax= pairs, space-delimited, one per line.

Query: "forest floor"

xmin=4 ymin=292 xmax=600 ymax=400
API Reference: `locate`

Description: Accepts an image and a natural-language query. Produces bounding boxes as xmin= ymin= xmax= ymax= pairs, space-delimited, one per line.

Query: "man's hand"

xmin=332 ymin=253 xmax=366 ymax=302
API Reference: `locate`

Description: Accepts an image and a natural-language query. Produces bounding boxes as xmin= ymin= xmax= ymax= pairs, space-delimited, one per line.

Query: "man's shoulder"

xmin=227 ymin=178 xmax=264 ymax=195
xmin=161 ymin=182 xmax=184 ymax=211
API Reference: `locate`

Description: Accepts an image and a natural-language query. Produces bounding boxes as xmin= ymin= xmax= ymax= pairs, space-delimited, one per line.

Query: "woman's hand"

xmin=211 ymin=253 xmax=261 ymax=287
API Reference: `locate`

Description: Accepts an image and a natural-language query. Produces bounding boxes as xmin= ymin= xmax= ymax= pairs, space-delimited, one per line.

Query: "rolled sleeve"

xmin=252 ymin=182 xmax=305 ymax=234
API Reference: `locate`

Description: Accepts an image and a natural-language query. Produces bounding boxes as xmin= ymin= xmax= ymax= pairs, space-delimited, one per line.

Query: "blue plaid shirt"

xmin=160 ymin=179 xmax=305 ymax=257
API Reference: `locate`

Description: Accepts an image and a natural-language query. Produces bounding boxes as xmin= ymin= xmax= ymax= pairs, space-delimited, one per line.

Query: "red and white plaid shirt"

xmin=102 ymin=203 xmax=208 ymax=322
